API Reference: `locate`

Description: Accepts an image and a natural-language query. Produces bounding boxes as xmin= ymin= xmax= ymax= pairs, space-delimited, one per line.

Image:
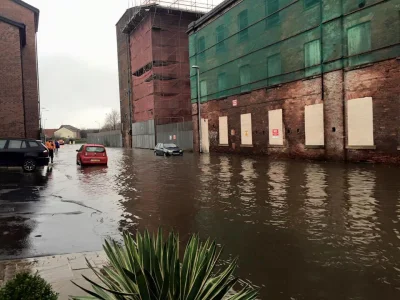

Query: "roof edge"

xmin=0 ymin=15 xmax=26 ymax=46
xmin=187 ymin=0 xmax=238 ymax=34
xmin=11 ymin=0 xmax=40 ymax=32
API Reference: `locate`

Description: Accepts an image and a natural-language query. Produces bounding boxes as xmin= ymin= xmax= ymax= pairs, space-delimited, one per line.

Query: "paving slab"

xmin=0 ymin=251 xmax=107 ymax=299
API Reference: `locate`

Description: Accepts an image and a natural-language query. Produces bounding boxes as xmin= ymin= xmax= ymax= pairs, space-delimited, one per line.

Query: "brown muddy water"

xmin=0 ymin=145 xmax=399 ymax=299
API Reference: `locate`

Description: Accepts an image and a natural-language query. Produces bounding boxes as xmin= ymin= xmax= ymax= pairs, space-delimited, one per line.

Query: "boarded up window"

xmin=269 ymin=109 xmax=283 ymax=145
xmin=305 ymin=103 xmax=324 ymax=146
xmin=267 ymin=54 xmax=282 ymax=85
xmin=198 ymin=36 xmax=205 ymax=61
xmin=239 ymin=65 xmax=251 ymax=93
xmin=216 ymin=25 xmax=225 ymax=53
xmin=347 ymin=22 xmax=371 ymax=66
xmin=219 ymin=116 xmax=229 ymax=145
xmin=347 ymin=97 xmax=374 ymax=146
xmin=217 ymin=72 xmax=226 ymax=98
xmin=241 ymin=113 xmax=253 ymax=145
xmin=200 ymin=80 xmax=207 ymax=102
xmin=266 ymin=0 xmax=280 ymax=28
xmin=304 ymin=39 xmax=321 ymax=77
xmin=238 ymin=10 xmax=249 ymax=42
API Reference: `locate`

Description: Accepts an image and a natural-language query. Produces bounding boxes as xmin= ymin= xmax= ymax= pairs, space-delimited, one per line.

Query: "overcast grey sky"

xmin=27 ymin=0 xmax=222 ymax=130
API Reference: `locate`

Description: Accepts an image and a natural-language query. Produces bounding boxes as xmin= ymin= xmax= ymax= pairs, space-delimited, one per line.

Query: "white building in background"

xmin=54 ymin=125 xmax=80 ymax=139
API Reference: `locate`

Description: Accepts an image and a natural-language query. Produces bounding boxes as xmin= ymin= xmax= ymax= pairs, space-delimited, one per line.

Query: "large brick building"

xmin=0 ymin=0 xmax=40 ymax=139
xmin=116 ymin=4 xmax=203 ymax=148
xmin=188 ymin=0 xmax=400 ymax=163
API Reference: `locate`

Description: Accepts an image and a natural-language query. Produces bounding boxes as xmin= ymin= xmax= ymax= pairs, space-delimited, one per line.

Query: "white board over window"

xmin=219 ymin=116 xmax=228 ymax=145
xmin=347 ymin=97 xmax=374 ymax=146
xmin=240 ymin=113 xmax=252 ymax=145
xmin=305 ymin=103 xmax=324 ymax=146
xmin=268 ymin=109 xmax=283 ymax=145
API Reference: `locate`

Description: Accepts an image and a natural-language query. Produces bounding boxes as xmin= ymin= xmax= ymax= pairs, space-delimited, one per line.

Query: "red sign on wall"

xmin=232 ymin=99 xmax=238 ymax=106
xmin=272 ymin=129 xmax=279 ymax=138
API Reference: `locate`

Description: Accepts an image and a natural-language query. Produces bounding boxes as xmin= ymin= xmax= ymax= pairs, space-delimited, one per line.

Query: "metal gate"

xmin=132 ymin=120 xmax=155 ymax=149
xmin=156 ymin=121 xmax=193 ymax=150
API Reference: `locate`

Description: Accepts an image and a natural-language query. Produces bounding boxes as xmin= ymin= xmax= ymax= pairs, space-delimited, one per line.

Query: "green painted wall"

xmin=189 ymin=0 xmax=400 ymax=103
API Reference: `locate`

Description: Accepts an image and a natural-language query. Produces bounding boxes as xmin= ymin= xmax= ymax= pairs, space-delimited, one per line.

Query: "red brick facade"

xmin=0 ymin=0 xmax=40 ymax=139
xmin=116 ymin=6 xmax=201 ymax=147
xmin=193 ymin=59 xmax=400 ymax=163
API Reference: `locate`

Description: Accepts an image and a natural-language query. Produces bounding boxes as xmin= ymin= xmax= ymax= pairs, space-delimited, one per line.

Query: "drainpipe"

xmin=340 ymin=0 xmax=347 ymax=161
xmin=35 ymin=34 xmax=42 ymax=140
xmin=319 ymin=0 xmax=324 ymax=101
xmin=20 ymin=26 xmax=27 ymax=138
xmin=192 ymin=65 xmax=202 ymax=153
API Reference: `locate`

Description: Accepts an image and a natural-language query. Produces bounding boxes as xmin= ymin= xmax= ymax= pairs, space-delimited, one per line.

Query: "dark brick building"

xmin=0 ymin=0 xmax=40 ymax=139
xmin=188 ymin=0 xmax=400 ymax=163
xmin=116 ymin=4 xmax=203 ymax=148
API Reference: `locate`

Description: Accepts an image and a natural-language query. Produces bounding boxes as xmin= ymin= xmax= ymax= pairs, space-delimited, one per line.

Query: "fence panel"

xmin=87 ymin=130 xmax=122 ymax=147
xmin=156 ymin=121 xmax=193 ymax=150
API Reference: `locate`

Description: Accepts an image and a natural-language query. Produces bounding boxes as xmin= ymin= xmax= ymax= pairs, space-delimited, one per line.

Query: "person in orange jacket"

xmin=45 ymin=139 xmax=55 ymax=163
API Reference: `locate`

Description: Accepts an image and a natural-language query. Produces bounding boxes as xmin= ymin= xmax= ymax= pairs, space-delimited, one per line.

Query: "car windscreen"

xmin=85 ymin=146 xmax=105 ymax=153
xmin=164 ymin=144 xmax=177 ymax=148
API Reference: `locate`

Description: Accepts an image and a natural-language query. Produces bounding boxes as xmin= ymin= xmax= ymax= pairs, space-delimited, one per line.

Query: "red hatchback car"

xmin=76 ymin=144 xmax=108 ymax=166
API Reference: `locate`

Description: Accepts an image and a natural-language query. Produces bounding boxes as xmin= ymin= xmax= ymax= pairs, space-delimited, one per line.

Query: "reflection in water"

xmin=217 ymin=156 xmax=232 ymax=200
xmin=347 ymin=169 xmax=379 ymax=252
xmin=267 ymin=161 xmax=288 ymax=227
xmin=304 ymin=164 xmax=327 ymax=238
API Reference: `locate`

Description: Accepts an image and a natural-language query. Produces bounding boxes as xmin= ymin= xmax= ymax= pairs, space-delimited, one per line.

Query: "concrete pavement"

xmin=0 ymin=251 xmax=107 ymax=299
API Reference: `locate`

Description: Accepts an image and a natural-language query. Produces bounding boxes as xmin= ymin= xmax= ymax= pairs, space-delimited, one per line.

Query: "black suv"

xmin=0 ymin=138 xmax=49 ymax=172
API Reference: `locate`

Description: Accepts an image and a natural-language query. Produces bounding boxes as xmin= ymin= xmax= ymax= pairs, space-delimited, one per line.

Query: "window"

xmin=304 ymin=39 xmax=321 ymax=77
xmin=28 ymin=141 xmax=40 ymax=148
xmin=219 ymin=116 xmax=229 ymax=145
xmin=266 ymin=0 xmax=280 ymax=28
xmin=216 ymin=25 xmax=225 ymax=53
xmin=198 ymin=36 xmax=205 ymax=61
xmin=269 ymin=109 xmax=283 ymax=145
xmin=305 ymin=103 xmax=324 ymax=146
xmin=267 ymin=54 xmax=282 ymax=80
xmin=8 ymin=140 xmax=24 ymax=149
xmin=347 ymin=97 xmax=374 ymax=147
xmin=86 ymin=146 xmax=105 ymax=153
xmin=0 ymin=140 xmax=6 ymax=149
xmin=240 ymin=113 xmax=253 ymax=145
xmin=347 ymin=22 xmax=371 ymax=66
xmin=217 ymin=73 xmax=227 ymax=98
xmin=238 ymin=10 xmax=249 ymax=42
xmin=239 ymin=65 xmax=251 ymax=93
xmin=304 ymin=0 xmax=320 ymax=9
xmin=200 ymin=80 xmax=207 ymax=102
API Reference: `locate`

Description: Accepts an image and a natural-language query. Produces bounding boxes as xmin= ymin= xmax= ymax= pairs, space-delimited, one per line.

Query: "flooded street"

xmin=1 ymin=145 xmax=400 ymax=299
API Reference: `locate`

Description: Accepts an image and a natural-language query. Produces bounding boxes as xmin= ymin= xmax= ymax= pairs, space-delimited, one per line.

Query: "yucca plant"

xmin=71 ymin=229 xmax=258 ymax=299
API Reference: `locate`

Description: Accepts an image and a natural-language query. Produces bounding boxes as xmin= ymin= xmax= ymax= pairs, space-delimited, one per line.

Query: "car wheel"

xmin=23 ymin=158 xmax=36 ymax=172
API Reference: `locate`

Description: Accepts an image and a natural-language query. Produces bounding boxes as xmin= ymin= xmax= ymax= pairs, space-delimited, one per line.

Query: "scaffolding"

xmin=141 ymin=0 xmax=215 ymax=13
xmin=122 ymin=0 xmax=210 ymax=148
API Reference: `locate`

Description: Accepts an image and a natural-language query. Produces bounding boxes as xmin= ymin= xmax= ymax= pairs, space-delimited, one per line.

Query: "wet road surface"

xmin=1 ymin=145 xmax=400 ymax=299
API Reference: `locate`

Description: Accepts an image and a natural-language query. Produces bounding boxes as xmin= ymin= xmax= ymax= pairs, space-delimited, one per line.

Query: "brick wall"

xmin=116 ymin=8 xmax=134 ymax=147
xmin=0 ymin=0 xmax=39 ymax=139
xmin=0 ymin=22 xmax=25 ymax=137
xmin=193 ymin=59 xmax=400 ymax=163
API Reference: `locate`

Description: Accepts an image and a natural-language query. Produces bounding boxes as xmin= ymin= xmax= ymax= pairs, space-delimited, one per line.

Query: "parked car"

xmin=154 ymin=143 xmax=183 ymax=156
xmin=76 ymin=144 xmax=108 ymax=166
xmin=0 ymin=138 xmax=49 ymax=172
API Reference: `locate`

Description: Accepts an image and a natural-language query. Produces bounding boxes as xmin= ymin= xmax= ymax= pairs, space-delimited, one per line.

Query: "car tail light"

xmin=103 ymin=153 xmax=105 ymax=157
xmin=84 ymin=152 xmax=87 ymax=156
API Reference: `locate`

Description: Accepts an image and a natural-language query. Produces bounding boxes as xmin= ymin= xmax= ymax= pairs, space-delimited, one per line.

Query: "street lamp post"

xmin=192 ymin=65 xmax=202 ymax=153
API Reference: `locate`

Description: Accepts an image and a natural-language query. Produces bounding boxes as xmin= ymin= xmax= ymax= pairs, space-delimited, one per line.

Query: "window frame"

xmin=239 ymin=64 xmax=251 ymax=93
xmin=266 ymin=0 xmax=280 ymax=28
xmin=217 ymin=72 xmax=227 ymax=98
xmin=304 ymin=39 xmax=322 ymax=77
xmin=197 ymin=36 xmax=206 ymax=61
xmin=216 ymin=25 xmax=225 ymax=53
xmin=347 ymin=21 xmax=372 ymax=66
xmin=237 ymin=9 xmax=249 ymax=43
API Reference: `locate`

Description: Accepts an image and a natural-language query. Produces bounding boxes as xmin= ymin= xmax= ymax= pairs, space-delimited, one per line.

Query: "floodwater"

xmin=0 ymin=145 xmax=400 ymax=299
